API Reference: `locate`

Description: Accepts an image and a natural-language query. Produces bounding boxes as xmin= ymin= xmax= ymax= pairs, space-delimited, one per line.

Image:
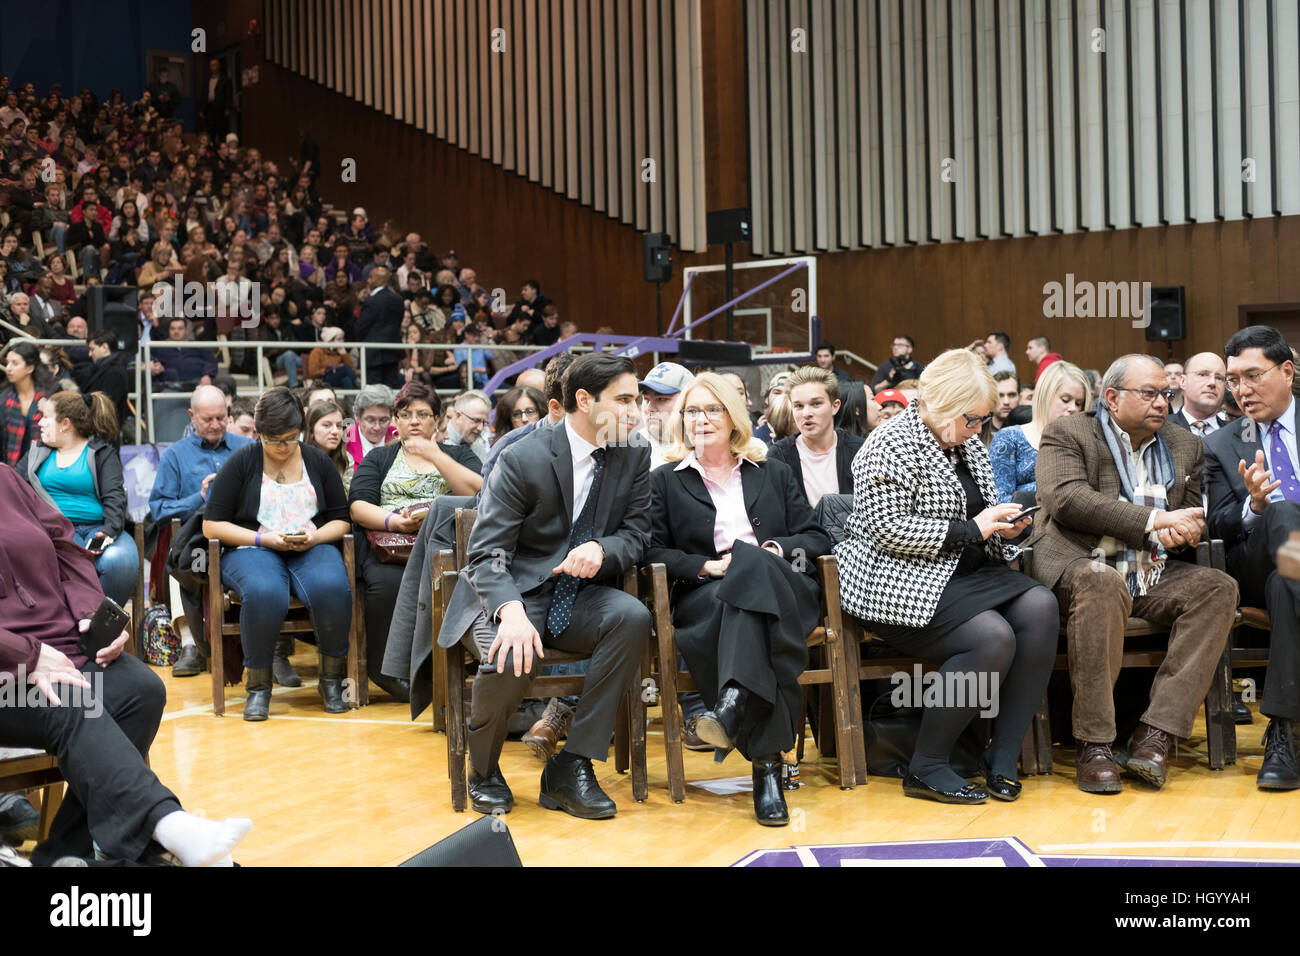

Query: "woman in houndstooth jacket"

xmin=835 ymin=349 xmax=1058 ymax=805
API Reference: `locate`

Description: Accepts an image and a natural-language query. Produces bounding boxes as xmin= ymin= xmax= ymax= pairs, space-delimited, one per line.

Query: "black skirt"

xmin=868 ymin=558 xmax=1036 ymax=652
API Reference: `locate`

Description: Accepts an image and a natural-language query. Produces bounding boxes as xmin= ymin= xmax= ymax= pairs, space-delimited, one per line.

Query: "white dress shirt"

xmin=1242 ymin=395 xmax=1300 ymax=532
xmin=564 ymin=416 xmax=601 ymax=522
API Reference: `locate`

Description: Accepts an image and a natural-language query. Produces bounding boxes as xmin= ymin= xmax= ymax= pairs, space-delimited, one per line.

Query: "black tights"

xmin=908 ymin=587 xmax=1058 ymax=791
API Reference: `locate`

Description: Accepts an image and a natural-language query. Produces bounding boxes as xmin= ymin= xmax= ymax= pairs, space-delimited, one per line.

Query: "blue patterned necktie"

xmin=1268 ymin=420 xmax=1300 ymax=504
xmin=546 ymin=447 xmax=606 ymax=636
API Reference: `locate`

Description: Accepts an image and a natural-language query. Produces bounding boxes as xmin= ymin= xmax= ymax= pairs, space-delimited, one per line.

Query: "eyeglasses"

xmin=962 ymin=412 xmax=994 ymax=428
xmin=1114 ymin=387 xmax=1176 ymax=404
xmin=511 ymin=407 xmax=541 ymax=422
xmin=458 ymin=413 xmax=490 ymax=427
xmin=1225 ymin=364 xmax=1280 ymax=393
xmin=682 ymin=405 xmax=727 ymax=421
xmin=360 ymin=415 xmax=391 ymax=428
xmin=396 ymin=409 xmax=435 ymax=421
xmin=262 ymin=436 xmax=298 ymax=448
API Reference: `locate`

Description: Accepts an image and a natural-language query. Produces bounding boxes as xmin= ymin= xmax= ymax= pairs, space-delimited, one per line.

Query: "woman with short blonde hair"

xmin=835 ymin=348 xmax=1058 ymax=805
xmin=649 ymin=372 xmax=830 ymax=826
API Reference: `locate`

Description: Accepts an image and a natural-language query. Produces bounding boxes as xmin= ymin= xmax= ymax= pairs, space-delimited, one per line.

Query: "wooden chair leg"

xmin=446 ymin=645 xmax=468 ymax=812
xmin=430 ymin=554 xmax=448 ymax=732
xmin=130 ymin=523 xmax=146 ymax=659
xmin=1033 ymin=694 xmax=1053 ymax=774
xmin=1204 ymin=642 xmax=1235 ymax=770
xmin=38 ymin=782 xmax=64 ymax=842
xmin=630 ymin=682 xmax=648 ymax=803
xmin=208 ymin=541 xmax=224 ymax=716
xmin=344 ymin=538 xmax=367 ymax=708
xmin=651 ymin=567 xmax=686 ymax=803
xmin=1020 ymin=724 xmax=1039 ymax=776
xmin=823 ymin=627 xmax=858 ymax=790
xmin=614 ymin=700 xmax=630 ymax=774
xmin=795 ymin=688 xmax=808 ymax=763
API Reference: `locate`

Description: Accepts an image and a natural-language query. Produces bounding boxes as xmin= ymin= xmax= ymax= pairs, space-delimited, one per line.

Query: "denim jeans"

xmin=220 ymin=542 xmax=352 ymax=668
xmin=50 ymin=222 xmax=68 ymax=255
xmin=72 ymin=523 xmax=139 ymax=607
xmin=323 ymin=365 xmax=358 ymax=390
xmin=78 ymin=245 xmax=100 ymax=281
xmin=275 ymin=351 xmax=302 ymax=388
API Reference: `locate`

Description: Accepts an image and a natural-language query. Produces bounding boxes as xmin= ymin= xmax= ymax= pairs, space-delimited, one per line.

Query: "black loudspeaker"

xmin=89 ymin=285 xmax=139 ymax=352
xmin=398 ymin=816 xmax=523 ymax=867
xmin=706 ymin=208 xmax=751 ymax=245
xmin=643 ymin=232 xmax=672 ymax=283
xmin=1145 ymin=286 xmax=1186 ymax=342
xmin=677 ymin=340 xmax=752 ymax=365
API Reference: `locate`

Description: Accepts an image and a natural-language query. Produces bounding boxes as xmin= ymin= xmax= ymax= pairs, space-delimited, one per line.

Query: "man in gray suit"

xmin=437 ymin=353 xmax=652 ymax=819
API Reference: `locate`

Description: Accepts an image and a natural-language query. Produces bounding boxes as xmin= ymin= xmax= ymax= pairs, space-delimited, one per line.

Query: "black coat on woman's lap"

xmin=647 ymin=455 xmax=832 ymax=757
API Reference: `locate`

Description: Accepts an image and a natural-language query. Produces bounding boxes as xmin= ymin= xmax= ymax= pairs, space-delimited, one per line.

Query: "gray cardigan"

xmin=16 ymin=438 xmax=127 ymax=538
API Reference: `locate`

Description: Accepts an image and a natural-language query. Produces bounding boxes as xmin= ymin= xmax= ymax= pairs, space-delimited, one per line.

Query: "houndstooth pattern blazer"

xmin=833 ymin=402 xmax=1018 ymax=628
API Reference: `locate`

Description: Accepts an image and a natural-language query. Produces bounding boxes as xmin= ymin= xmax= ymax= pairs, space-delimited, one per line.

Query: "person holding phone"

xmin=0 ymin=463 xmax=253 ymax=866
xmin=835 ymin=349 xmax=1059 ymax=805
xmin=349 ymin=382 xmax=482 ymax=701
xmin=16 ymin=390 xmax=138 ymax=607
xmin=202 ymin=388 xmax=354 ymax=722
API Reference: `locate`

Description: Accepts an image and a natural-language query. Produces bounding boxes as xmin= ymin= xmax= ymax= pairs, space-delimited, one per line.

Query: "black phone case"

xmin=79 ymin=597 xmax=129 ymax=658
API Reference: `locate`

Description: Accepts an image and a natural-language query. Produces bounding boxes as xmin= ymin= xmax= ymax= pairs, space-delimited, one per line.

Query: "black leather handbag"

xmin=864 ymin=689 xmax=990 ymax=779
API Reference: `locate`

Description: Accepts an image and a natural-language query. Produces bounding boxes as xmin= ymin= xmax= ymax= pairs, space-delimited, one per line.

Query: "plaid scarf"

xmin=2 ymin=389 xmax=42 ymax=467
xmin=1095 ymin=404 xmax=1175 ymax=596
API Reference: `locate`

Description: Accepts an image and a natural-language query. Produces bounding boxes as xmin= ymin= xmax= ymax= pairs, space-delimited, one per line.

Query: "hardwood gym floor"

xmin=146 ymin=651 xmax=1300 ymax=867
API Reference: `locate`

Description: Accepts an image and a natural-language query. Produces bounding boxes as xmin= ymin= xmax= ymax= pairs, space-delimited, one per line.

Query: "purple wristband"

xmin=255 ymin=532 xmax=262 ymax=548
xmin=384 ymin=513 xmax=392 ymax=530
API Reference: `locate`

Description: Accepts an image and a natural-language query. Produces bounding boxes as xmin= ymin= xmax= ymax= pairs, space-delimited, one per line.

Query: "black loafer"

xmin=1233 ymin=693 xmax=1254 ymax=725
xmin=978 ymin=761 xmax=1023 ymax=802
xmin=901 ymin=772 xmax=989 ymax=805
xmin=539 ymin=755 xmax=616 ymax=819
xmin=370 ymin=671 xmax=411 ymax=703
xmin=468 ymin=768 xmax=515 ymax=814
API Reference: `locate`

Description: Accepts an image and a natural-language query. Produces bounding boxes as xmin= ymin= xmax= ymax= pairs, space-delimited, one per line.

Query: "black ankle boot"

xmin=272 ymin=636 xmax=301 ymax=687
xmin=752 ymin=755 xmax=789 ymax=826
xmin=243 ymin=668 xmax=273 ymax=722
xmin=694 ymin=684 xmax=749 ymax=751
xmin=318 ymin=654 xmax=349 ymax=714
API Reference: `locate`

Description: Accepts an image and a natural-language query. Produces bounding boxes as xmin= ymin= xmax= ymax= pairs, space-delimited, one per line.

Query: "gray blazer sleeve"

xmin=464 ymin=440 xmax=533 ymax=617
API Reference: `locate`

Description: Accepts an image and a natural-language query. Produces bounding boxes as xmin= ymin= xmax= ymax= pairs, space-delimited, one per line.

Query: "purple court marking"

xmin=733 ymin=837 xmax=1300 ymax=868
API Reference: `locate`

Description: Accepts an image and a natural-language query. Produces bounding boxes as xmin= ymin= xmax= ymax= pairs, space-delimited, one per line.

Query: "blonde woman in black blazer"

xmin=648 ymin=372 xmax=831 ymax=826
xmin=834 ymin=349 xmax=1058 ymax=805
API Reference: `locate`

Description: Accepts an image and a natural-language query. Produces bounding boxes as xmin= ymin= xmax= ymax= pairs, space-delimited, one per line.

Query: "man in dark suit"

xmin=1169 ymin=352 xmax=1230 ymax=437
xmin=354 ymin=267 xmax=405 ymax=388
xmin=198 ymin=57 xmax=234 ymax=143
xmin=768 ymin=366 xmax=864 ymax=506
xmin=437 ymin=354 xmax=652 ymax=819
xmin=1030 ymin=353 xmax=1237 ymax=794
xmin=1204 ymin=326 xmax=1300 ymax=790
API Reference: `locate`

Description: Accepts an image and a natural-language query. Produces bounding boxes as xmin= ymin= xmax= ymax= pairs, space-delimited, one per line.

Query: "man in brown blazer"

xmin=1030 ymin=354 xmax=1238 ymax=794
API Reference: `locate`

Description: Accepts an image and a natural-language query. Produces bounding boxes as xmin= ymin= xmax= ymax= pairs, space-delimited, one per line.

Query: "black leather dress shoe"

xmin=1233 ymin=692 xmax=1254 ymax=725
xmin=752 ymin=756 xmax=790 ymax=826
xmin=1257 ymin=719 xmax=1300 ymax=791
xmin=370 ymin=671 xmax=411 ymax=703
xmin=539 ymin=756 xmax=616 ymax=819
xmin=902 ymin=773 xmax=989 ymax=805
xmin=978 ymin=761 xmax=1022 ymax=802
xmin=468 ymin=768 xmax=515 ymax=814
xmin=693 ymin=684 xmax=749 ymax=751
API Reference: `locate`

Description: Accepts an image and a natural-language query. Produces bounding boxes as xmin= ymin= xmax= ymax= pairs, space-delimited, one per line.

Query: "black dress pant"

xmin=1228 ymin=500 xmax=1300 ymax=722
xmin=360 ymin=554 xmax=405 ymax=681
xmin=0 ymin=652 xmax=181 ymax=865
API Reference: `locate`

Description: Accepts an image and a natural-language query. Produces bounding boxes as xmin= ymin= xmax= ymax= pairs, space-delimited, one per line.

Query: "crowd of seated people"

xmin=5 ymin=69 xmax=1300 ymax=862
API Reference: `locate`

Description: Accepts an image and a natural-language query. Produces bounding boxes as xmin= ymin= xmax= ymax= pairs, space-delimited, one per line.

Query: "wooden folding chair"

xmin=205 ymin=535 xmax=367 ymax=715
xmin=1018 ymin=540 xmax=1236 ymax=771
xmin=644 ymin=554 xmax=859 ymax=803
xmin=0 ymin=748 xmax=64 ymax=843
xmin=440 ymin=508 xmax=647 ymax=811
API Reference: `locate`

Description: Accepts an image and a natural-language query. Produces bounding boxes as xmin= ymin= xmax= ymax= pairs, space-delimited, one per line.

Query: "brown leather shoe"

xmin=1075 ymin=740 xmax=1123 ymax=794
xmin=682 ymin=714 xmax=713 ymax=751
xmin=1122 ymin=722 xmax=1171 ymax=788
xmin=522 ymin=698 xmax=574 ymax=762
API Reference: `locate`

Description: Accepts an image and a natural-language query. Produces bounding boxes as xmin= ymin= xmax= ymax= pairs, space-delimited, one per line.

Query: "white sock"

xmin=152 ymin=811 xmax=253 ymax=867
xmin=169 ymin=579 xmax=196 ymax=648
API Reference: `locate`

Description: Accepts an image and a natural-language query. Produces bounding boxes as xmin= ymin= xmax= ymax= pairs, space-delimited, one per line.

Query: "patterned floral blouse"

xmin=379 ymin=446 xmax=448 ymax=509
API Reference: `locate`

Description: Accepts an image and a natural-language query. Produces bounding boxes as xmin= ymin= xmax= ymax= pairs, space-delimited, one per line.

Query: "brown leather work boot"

xmin=682 ymin=714 xmax=713 ymax=751
xmin=1122 ymin=722 xmax=1172 ymax=789
xmin=522 ymin=698 xmax=574 ymax=762
xmin=1075 ymin=740 xmax=1123 ymax=794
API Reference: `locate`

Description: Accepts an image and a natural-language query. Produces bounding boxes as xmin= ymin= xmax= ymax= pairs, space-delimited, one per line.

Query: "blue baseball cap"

xmin=638 ymin=362 xmax=694 ymax=395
